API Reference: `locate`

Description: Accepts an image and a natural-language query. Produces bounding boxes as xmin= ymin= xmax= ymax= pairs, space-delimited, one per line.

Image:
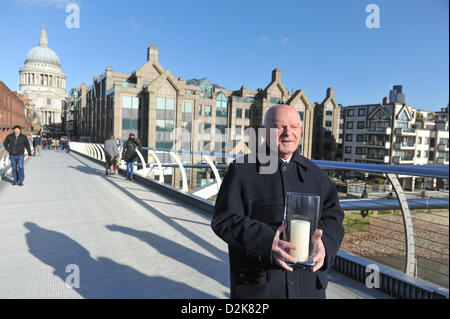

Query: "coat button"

xmin=288 ymin=279 xmax=294 ymax=286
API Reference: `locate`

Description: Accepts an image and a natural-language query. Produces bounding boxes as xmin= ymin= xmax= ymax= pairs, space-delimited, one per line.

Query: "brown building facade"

xmin=0 ymin=81 xmax=32 ymax=143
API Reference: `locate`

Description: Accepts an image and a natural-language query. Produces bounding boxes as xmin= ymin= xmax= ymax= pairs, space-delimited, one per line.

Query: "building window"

xmin=216 ymin=124 xmax=226 ymax=134
xmin=345 ymin=146 xmax=352 ymax=154
xmin=216 ymin=94 xmax=228 ymax=118
xmin=357 ymin=134 xmax=364 ymax=142
xmin=122 ymin=96 xmax=140 ymax=139
xmin=356 ymin=147 xmax=364 ymax=155
xmin=236 ymin=108 xmax=242 ymax=118
xmin=326 ymin=110 xmax=333 ymax=116
xmin=204 ymin=123 xmax=211 ymax=131
xmin=438 ymin=152 xmax=449 ymax=161
xmin=347 ymin=109 xmax=354 ymax=117
xmin=397 ymin=110 xmax=410 ymax=129
xmin=417 ymin=150 xmax=421 ymax=158
xmin=200 ymin=82 xmax=213 ymax=98
xmin=357 ymin=121 xmax=365 ymax=129
xmin=325 ymin=121 xmax=332 ymax=127
xmin=198 ymin=104 xmax=202 ymax=116
xmin=244 ymin=96 xmax=255 ymax=103
xmin=358 ymin=108 xmax=366 ymax=116
xmin=182 ymin=102 xmax=193 ymax=113
xmin=236 ymin=125 xmax=242 ymax=136
xmin=299 ymin=111 xmax=304 ymax=123
xmin=346 ymin=121 xmax=353 ymax=129
xmin=155 ymin=119 xmax=174 ymax=132
xmin=205 ymin=105 xmax=212 ymax=116
xmin=245 ymin=109 xmax=251 ymax=119
xmin=417 ymin=136 xmax=422 ymax=144
xmin=270 ymin=97 xmax=281 ymax=104
xmin=425 ymin=137 xmax=429 ymax=145
xmin=156 ymin=97 xmax=175 ymax=111
xmin=156 ymin=141 xmax=173 ymax=149
xmin=47 ymin=98 xmax=51 ymax=105
xmin=346 ymin=134 xmax=353 ymax=142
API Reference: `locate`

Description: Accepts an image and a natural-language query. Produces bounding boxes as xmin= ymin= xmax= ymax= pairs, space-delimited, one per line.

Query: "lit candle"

xmin=290 ymin=220 xmax=310 ymax=262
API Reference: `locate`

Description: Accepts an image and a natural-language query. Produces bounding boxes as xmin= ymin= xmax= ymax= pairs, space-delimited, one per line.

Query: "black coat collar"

xmin=255 ymin=144 xmax=311 ymax=180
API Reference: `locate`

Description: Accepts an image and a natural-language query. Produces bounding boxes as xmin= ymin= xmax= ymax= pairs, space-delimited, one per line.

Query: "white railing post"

xmin=170 ymin=151 xmax=188 ymax=192
xmin=203 ymin=155 xmax=222 ymax=191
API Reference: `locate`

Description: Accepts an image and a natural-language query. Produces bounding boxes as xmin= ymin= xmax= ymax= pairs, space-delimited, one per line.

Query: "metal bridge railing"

xmin=69 ymin=141 xmax=449 ymax=298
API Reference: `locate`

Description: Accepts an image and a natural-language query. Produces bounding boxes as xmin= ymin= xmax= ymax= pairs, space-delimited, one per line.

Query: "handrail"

xmin=141 ymin=146 xmax=449 ymax=179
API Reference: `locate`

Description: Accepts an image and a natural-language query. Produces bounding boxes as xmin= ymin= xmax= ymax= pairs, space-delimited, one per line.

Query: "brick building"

xmin=0 ymin=81 xmax=32 ymax=143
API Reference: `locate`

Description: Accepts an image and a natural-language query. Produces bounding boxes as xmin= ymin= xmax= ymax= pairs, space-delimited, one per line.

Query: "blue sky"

xmin=0 ymin=0 xmax=448 ymax=111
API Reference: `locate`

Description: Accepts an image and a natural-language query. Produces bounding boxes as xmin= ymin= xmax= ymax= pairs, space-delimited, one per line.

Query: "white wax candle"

xmin=290 ymin=220 xmax=310 ymax=262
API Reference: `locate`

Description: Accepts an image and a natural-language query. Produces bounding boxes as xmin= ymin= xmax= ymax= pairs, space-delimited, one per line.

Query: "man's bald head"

xmin=263 ymin=104 xmax=303 ymax=160
xmin=263 ymin=104 xmax=301 ymax=128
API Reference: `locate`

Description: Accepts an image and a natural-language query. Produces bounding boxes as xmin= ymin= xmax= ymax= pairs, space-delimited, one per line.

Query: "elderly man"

xmin=3 ymin=125 xmax=32 ymax=186
xmin=211 ymin=104 xmax=344 ymax=299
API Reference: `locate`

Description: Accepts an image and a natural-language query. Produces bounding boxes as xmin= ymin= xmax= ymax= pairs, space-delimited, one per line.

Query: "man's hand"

xmin=272 ymin=223 xmax=297 ymax=272
xmin=312 ymin=229 xmax=326 ymax=272
xmin=27 ymin=156 xmax=32 ymax=160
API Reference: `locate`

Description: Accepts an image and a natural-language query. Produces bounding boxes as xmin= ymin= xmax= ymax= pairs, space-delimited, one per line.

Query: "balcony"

xmin=437 ymin=144 xmax=449 ymax=152
xmin=365 ymin=141 xmax=391 ymax=149
xmin=393 ymin=142 xmax=416 ymax=150
xmin=365 ymin=155 xmax=390 ymax=163
xmin=367 ymin=127 xmax=391 ymax=135
xmin=392 ymin=156 xmax=414 ymax=164
xmin=394 ymin=128 xmax=416 ymax=135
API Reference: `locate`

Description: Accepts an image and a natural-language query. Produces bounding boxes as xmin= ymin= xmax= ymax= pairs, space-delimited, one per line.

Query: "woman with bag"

xmin=121 ymin=133 xmax=140 ymax=181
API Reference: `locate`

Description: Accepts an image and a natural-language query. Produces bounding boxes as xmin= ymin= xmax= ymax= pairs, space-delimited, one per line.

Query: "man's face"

xmin=14 ymin=128 xmax=21 ymax=136
xmin=266 ymin=106 xmax=303 ymax=159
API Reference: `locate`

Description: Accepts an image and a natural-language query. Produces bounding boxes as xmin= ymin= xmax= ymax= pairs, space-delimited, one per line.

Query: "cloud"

xmin=258 ymin=35 xmax=270 ymax=43
xmin=280 ymin=37 xmax=290 ymax=47
xmin=129 ymin=18 xmax=142 ymax=32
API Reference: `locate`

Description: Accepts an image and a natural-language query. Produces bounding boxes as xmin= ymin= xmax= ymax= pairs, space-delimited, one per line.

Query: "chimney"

xmin=272 ymin=68 xmax=281 ymax=82
xmin=147 ymin=44 xmax=159 ymax=62
xmin=383 ymin=97 xmax=390 ymax=104
xmin=326 ymin=87 xmax=334 ymax=98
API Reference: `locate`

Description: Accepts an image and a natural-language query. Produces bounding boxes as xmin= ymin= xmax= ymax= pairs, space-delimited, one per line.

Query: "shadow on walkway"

xmin=67 ymin=152 xmax=228 ymax=264
xmin=106 ymin=224 xmax=228 ymax=287
xmin=24 ymin=222 xmax=216 ymax=298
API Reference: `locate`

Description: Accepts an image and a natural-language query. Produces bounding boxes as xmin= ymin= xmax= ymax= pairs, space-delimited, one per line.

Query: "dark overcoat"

xmin=211 ymin=150 xmax=345 ymax=299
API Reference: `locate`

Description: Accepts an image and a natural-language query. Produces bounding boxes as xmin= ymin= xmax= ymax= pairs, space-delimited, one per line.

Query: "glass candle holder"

xmin=283 ymin=192 xmax=320 ymax=269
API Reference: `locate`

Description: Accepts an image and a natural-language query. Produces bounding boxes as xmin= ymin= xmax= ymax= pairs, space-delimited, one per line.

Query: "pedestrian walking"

xmin=2 ymin=125 xmax=32 ymax=186
xmin=121 ymin=133 xmax=140 ymax=181
xmin=104 ymin=135 xmax=120 ymax=175
xmin=32 ymin=135 xmax=42 ymax=157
